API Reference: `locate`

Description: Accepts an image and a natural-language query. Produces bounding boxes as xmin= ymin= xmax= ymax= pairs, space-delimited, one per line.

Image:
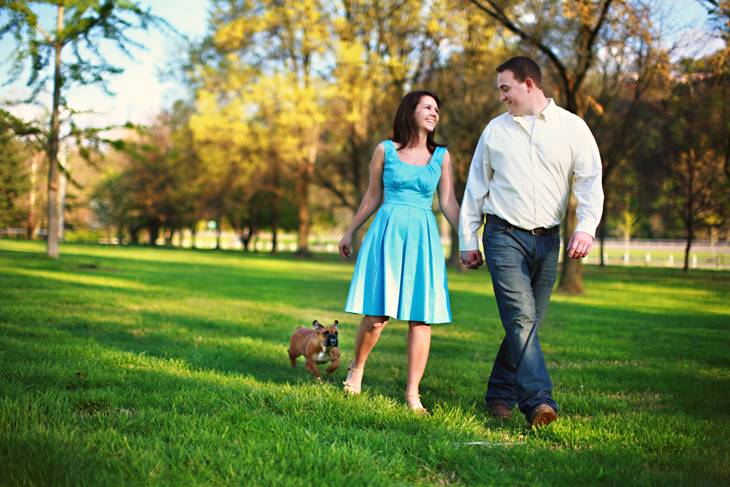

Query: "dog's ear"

xmin=332 ymin=320 xmax=339 ymax=332
xmin=312 ymin=320 xmax=323 ymax=329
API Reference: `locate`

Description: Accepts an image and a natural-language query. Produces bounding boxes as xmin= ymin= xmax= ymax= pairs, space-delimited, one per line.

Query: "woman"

xmin=338 ymin=90 xmax=460 ymax=413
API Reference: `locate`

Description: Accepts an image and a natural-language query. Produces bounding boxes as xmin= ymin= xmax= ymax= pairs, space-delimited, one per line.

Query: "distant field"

xmin=55 ymin=227 xmax=730 ymax=270
xmin=1 ymin=240 xmax=728 ymax=485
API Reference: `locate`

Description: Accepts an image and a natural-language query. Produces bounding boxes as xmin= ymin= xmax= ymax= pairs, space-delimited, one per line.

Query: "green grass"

xmin=1 ymin=240 xmax=729 ymax=486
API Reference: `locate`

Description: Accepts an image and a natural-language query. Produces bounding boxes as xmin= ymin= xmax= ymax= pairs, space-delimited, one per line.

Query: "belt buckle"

xmin=531 ymin=227 xmax=545 ymax=236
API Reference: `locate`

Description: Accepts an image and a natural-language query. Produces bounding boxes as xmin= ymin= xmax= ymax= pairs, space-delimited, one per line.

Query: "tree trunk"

xmin=683 ymin=222 xmax=692 ymax=272
xmin=129 ymin=226 xmax=140 ymax=245
xmin=164 ymin=228 xmax=173 ymax=246
xmin=295 ymin=174 xmax=311 ymax=256
xmin=296 ymin=153 xmax=316 ymax=256
xmin=215 ymin=215 xmax=222 ymax=250
xmin=46 ymin=4 xmax=64 ymax=258
xmin=239 ymin=226 xmax=254 ymax=252
xmin=558 ymin=193 xmax=584 ymax=294
xmin=26 ymin=152 xmax=40 ymax=239
xmin=270 ymin=158 xmax=280 ymax=254
xmin=190 ymin=226 xmax=197 ymax=249
xmin=148 ymin=221 xmax=160 ymax=246
xmin=683 ymin=150 xmax=695 ymax=272
xmin=57 ymin=149 xmax=67 ymax=242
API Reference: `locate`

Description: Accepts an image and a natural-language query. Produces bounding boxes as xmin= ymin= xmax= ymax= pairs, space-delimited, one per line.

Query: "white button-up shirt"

xmin=459 ymin=99 xmax=604 ymax=251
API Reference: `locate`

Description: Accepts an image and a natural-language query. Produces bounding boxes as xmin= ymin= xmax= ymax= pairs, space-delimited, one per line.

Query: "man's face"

xmin=497 ymin=70 xmax=529 ymax=115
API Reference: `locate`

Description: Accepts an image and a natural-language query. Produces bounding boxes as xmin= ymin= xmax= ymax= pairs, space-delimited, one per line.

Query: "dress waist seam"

xmin=381 ymin=201 xmax=432 ymax=211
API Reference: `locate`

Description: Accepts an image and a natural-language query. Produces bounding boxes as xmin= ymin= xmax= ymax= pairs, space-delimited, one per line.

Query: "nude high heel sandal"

xmin=404 ymin=393 xmax=428 ymax=415
xmin=342 ymin=362 xmax=363 ymax=394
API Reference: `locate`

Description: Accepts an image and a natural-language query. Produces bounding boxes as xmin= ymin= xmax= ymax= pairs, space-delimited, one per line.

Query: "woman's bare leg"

xmin=405 ymin=321 xmax=431 ymax=411
xmin=343 ymin=315 xmax=388 ymax=393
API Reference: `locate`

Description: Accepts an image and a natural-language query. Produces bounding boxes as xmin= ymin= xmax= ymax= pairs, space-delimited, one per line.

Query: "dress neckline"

xmin=389 ymin=140 xmax=437 ymax=167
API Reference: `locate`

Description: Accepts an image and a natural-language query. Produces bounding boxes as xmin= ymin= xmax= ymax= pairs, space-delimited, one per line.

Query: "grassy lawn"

xmin=1 ymin=240 xmax=729 ymax=486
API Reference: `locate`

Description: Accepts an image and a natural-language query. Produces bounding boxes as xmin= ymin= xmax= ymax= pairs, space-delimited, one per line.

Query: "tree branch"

xmin=574 ymin=0 xmax=614 ymax=93
xmin=468 ymin=0 xmax=572 ymax=96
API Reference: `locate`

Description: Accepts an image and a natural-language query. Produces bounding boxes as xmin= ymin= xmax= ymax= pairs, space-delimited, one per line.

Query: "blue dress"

xmin=344 ymin=140 xmax=452 ymax=324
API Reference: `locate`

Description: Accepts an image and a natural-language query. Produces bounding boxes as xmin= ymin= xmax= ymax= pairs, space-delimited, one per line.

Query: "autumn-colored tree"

xmin=584 ymin=1 xmax=671 ymax=265
xmin=316 ymin=0 xmax=449 ymax=254
xmin=199 ymin=0 xmax=330 ymax=256
xmin=660 ymin=57 xmax=729 ymax=271
xmin=429 ymin=0 xmax=506 ymax=265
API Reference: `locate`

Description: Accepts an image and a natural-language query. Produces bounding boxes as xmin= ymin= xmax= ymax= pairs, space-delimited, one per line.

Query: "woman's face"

xmin=413 ymin=95 xmax=440 ymax=133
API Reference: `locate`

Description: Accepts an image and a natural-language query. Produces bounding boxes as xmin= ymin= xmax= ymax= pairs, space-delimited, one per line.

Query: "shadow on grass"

xmin=3 ymin=245 xmax=729 ymax=424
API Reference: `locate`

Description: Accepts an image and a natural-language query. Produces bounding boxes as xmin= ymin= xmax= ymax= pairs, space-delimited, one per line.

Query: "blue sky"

xmin=0 ymin=0 xmax=208 ymax=127
xmin=0 ymin=0 xmax=722 ymax=128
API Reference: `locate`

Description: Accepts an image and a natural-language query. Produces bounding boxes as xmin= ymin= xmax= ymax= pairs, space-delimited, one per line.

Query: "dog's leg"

xmin=305 ymin=358 xmax=321 ymax=379
xmin=289 ymin=348 xmax=298 ymax=367
xmin=326 ymin=348 xmax=340 ymax=375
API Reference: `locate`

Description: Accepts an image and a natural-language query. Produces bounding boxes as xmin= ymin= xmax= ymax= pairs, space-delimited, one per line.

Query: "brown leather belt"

xmin=485 ymin=214 xmax=560 ymax=236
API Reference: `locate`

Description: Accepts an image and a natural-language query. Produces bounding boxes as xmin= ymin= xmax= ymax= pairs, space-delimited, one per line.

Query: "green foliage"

xmin=0 ymin=127 xmax=31 ymax=228
xmin=62 ymin=228 xmax=105 ymax=243
xmin=90 ymin=102 xmax=203 ymax=244
xmin=657 ymin=54 xmax=729 ymax=245
xmin=0 ymin=0 xmax=171 ymax=96
xmin=0 ymin=240 xmax=729 ymax=485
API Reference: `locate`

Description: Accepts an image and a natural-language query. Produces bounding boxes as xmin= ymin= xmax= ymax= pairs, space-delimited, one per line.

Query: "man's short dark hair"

xmin=497 ymin=56 xmax=542 ymax=89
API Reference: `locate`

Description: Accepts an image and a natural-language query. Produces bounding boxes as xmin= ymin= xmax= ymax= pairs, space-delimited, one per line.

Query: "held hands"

xmin=338 ymin=232 xmax=353 ymax=258
xmin=566 ymin=231 xmax=593 ymax=259
xmin=460 ymin=250 xmax=484 ymax=269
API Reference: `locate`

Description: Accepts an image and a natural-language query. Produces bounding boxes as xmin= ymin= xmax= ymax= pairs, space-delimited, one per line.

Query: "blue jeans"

xmin=482 ymin=221 xmax=560 ymax=417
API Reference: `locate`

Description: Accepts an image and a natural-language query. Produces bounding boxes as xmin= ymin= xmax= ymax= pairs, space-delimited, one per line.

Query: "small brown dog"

xmin=288 ymin=320 xmax=340 ymax=379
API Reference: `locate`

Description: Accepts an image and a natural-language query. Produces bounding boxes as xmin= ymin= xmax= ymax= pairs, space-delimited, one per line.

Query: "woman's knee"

xmin=363 ymin=315 xmax=389 ymax=330
xmin=408 ymin=321 xmax=430 ymax=329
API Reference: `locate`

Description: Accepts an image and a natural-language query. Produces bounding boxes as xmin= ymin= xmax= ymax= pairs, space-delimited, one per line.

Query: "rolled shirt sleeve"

xmin=459 ymin=127 xmax=492 ymax=251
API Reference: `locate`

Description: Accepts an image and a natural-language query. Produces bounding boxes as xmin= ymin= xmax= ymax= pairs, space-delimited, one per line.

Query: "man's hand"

xmin=566 ymin=231 xmax=593 ymax=259
xmin=460 ymin=250 xmax=484 ymax=269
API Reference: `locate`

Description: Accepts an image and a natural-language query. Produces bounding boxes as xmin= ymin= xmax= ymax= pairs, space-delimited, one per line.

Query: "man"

xmin=459 ymin=56 xmax=603 ymax=427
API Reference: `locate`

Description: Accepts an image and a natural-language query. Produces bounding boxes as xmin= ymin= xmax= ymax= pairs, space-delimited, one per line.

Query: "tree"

xmin=315 ymin=0 xmax=448 ymax=255
xmin=616 ymin=195 xmax=638 ymax=264
xmin=0 ymin=1 xmax=169 ymax=257
xmin=0 ymin=109 xmax=45 ymax=232
xmin=98 ymin=105 xmax=202 ymax=246
xmin=429 ymin=1 xmax=506 ymax=265
xmin=204 ymin=0 xmax=331 ymax=256
xmin=661 ymin=58 xmax=729 ymax=271
xmin=585 ymin=2 xmax=671 ymax=266
xmin=0 ymin=123 xmax=31 ymax=230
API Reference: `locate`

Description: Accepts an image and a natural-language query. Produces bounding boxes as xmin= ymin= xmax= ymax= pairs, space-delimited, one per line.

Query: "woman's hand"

xmin=339 ymin=232 xmax=353 ymax=258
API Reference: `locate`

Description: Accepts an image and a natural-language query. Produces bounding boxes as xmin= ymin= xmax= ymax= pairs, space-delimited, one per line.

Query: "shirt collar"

xmin=510 ymin=98 xmax=555 ymax=122
xmin=539 ymin=98 xmax=557 ymax=120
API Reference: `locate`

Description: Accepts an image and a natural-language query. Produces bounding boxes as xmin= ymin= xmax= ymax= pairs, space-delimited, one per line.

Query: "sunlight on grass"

xmin=1 ymin=240 xmax=728 ymax=485
xmin=2 ymin=266 xmax=154 ymax=291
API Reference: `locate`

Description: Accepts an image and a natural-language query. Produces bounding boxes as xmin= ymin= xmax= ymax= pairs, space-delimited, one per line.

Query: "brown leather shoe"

xmin=488 ymin=401 xmax=513 ymax=419
xmin=529 ymin=404 xmax=557 ymax=427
